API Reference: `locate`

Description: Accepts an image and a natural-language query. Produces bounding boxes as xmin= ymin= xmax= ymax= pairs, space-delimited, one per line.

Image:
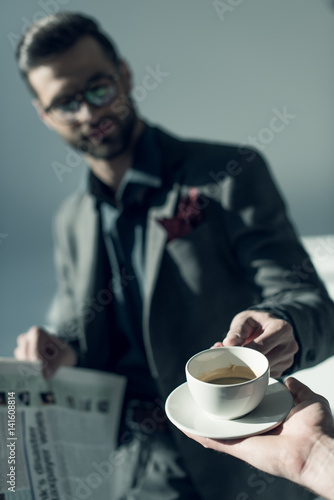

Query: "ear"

xmin=32 ymin=99 xmax=55 ymax=130
xmin=117 ymin=59 xmax=132 ymax=94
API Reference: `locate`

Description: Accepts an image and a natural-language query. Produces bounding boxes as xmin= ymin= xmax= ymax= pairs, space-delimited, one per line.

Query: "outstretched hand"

xmin=181 ymin=377 xmax=334 ymax=497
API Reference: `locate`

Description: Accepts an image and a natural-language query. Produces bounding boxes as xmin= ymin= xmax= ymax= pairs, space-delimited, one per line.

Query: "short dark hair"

xmin=16 ymin=12 xmax=120 ymax=92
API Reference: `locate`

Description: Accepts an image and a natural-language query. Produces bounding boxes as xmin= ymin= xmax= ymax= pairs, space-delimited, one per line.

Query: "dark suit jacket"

xmin=48 ymin=125 xmax=333 ymax=499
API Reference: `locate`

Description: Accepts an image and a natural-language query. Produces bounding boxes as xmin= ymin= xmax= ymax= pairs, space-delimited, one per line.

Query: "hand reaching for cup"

xmin=216 ymin=310 xmax=299 ymax=378
xmin=14 ymin=326 xmax=77 ymax=379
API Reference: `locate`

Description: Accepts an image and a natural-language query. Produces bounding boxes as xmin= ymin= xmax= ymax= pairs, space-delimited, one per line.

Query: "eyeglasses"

xmin=43 ymin=75 xmax=119 ymax=124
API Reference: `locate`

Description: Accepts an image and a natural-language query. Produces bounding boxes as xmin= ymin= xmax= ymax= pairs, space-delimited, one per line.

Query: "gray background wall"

xmin=1 ymin=1 xmax=334 ymax=368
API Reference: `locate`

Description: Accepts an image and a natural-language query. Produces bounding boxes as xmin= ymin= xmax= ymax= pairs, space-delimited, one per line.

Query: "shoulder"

xmin=154 ymin=124 xmax=242 ymax=159
xmin=152 ymin=124 xmax=269 ymax=186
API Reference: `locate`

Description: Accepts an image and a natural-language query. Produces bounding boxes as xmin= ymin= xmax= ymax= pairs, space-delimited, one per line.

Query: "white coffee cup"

xmin=186 ymin=347 xmax=270 ymax=420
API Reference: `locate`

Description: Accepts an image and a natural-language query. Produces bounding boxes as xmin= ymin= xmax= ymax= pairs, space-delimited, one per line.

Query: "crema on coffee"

xmin=198 ymin=364 xmax=257 ymax=385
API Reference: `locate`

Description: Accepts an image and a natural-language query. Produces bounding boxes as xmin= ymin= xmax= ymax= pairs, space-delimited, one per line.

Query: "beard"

xmin=69 ymin=99 xmax=138 ymax=160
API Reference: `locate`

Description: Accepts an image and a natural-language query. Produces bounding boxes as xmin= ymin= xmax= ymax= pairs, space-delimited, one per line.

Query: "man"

xmin=14 ymin=12 xmax=334 ymax=499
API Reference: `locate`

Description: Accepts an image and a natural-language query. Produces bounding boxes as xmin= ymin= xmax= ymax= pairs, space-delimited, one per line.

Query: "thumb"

xmin=223 ymin=331 xmax=247 ymax=347
xmin=223 ymin=315 xmax=262 ymax=347
xmin=39 ymin=343 xmax=62 ymax=379
xmin=285 ymin=377 xmax=318 ymax=405
xmin=38 ymin=336 xmax=73 ymax=380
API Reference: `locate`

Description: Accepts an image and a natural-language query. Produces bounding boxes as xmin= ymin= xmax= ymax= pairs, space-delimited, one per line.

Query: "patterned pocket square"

xmin=158 ymin=188 xmax=203 ymax=242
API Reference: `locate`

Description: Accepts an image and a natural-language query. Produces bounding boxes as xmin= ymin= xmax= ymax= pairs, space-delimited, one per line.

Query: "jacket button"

xmin=306 ymin=349 xmax=316 ymax=362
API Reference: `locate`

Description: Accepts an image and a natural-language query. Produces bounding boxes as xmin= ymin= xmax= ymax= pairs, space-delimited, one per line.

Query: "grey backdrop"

xmin=1 ymin=0 xmax=334 ymax=356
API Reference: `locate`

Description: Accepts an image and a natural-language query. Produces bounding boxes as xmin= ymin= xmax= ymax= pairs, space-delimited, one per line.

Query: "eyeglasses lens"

xmin=51 ymin=82 xmax=118 ymax=123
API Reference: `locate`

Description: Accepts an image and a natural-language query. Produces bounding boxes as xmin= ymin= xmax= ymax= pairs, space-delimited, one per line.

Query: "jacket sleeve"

xmin=219 ymin=148 xmax=334 ymax=372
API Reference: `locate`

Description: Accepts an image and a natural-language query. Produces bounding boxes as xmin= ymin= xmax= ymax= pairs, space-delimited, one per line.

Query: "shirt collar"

xmin=88 ymin=124 xmax=162 ymax=208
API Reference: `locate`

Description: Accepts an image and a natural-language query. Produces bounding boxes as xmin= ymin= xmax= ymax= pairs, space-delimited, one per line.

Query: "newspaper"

xmin=0 ymin=358 xmax=126 ymax=499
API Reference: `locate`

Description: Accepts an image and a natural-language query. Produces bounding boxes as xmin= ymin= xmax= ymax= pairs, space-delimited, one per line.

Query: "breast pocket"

xmin=166 ymin=220 xmax=256 ymax=309
xmin=166 ymin=221 xmax=226 ymax=294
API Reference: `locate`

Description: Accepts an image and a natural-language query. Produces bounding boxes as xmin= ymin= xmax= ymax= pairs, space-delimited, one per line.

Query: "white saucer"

xmin=165 ymin=378 xmax=293 ymax=439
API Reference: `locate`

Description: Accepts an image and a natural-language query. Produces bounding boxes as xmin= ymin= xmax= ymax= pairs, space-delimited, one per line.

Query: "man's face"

xmin=28 ymin=36 xmax=137 ymax=160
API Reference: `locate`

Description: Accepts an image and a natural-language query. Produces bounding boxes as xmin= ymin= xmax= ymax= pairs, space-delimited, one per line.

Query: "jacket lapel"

xmin=142 ymin=127 xmax=186 ymax=375
xmin=143 ymin=127 xmax=186 ymax=312
xmin=144 ymin=183 xmax=180 ymax=307
xmin=142 ymin=183 xmax=179 ymax=377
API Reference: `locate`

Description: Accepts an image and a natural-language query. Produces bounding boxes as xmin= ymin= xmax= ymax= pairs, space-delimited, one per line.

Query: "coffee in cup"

xmin=198 ymin=364 xmax=257 ymax=385
xmin=186 ymin=347 xmax=269 ymax=420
